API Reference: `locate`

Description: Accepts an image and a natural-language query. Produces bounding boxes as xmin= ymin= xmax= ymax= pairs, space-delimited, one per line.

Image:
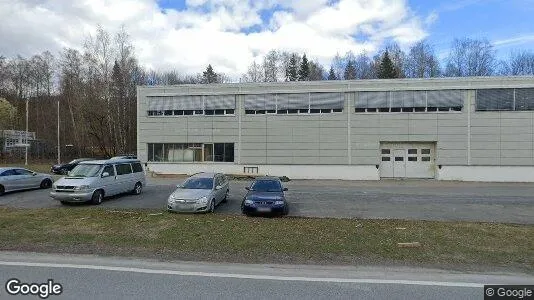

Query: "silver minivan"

xmin=50 ymin=158 xmax=146 ymax=205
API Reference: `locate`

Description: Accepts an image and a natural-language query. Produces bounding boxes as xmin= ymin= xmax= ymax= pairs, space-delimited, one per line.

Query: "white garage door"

xmin=380 ymin=143 xmax=436 ymax=179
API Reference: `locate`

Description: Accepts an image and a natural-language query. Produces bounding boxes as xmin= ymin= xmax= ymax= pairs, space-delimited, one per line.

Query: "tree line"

xmin=241 ymin=38 xmax=534 ymax=82
xmin=0 ymin=24 xmax=533 ymax=160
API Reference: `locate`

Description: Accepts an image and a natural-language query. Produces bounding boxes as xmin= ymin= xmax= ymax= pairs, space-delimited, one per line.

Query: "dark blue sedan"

xmin=241 ymin=177 xmax=289 ymax=216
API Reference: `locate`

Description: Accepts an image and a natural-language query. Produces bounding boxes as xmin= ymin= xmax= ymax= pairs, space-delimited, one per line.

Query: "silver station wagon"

xmin=0 ymin=167 xmax=53 ymax=195
xmin=167 ymin=172 xmax=229 ymax=213
xmin=50 ymin=158 xmax=146 ymax=205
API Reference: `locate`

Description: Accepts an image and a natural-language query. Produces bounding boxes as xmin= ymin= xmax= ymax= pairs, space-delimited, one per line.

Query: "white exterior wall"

xmin=438 ymin=166 xmax=534 ymax=182
xmin=147 ymin=163 xmax=379 ymax=180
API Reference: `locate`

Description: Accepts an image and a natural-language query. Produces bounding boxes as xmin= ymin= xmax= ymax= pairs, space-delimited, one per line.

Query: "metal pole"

xmin=25 ymin=98 xmax=28 ymax=166
xmin=57 ymin=99 xmax=60 ymax=164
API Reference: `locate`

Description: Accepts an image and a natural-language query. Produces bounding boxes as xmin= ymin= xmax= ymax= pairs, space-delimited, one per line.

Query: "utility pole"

xmin=57 ymin=99 xmax=60 ymax=164
xmin=25 ymin=98 xmax=28 ymax=166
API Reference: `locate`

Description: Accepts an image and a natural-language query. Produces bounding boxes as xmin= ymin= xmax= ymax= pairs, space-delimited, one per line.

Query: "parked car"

xmin=241 ymin=177 xmax=289 ymax=216
xmin=167 ymin=172 xmax=229 ymax=213
xmin=110 ymin=154 xmax=137 ymax=160
xmin=0 ymin=167 xmax=53 ymax=196
xmin=50 ymin=158 xmax=93 ymax=175
xmin=50 ymin=158 xmax=146 ymax=205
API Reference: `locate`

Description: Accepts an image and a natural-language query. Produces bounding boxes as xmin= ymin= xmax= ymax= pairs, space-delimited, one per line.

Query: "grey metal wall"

xmin=137 ymin=77 xmax=534 ymax=166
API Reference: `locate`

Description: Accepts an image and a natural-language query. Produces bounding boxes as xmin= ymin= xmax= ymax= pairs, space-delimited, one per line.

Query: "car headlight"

xmin=197 ymin=196 xmax=208 ymax=204
xmin=75 ymin=185 xmax=91 ymax=191
xmin=244 ymin=199 xmax=253 ymax=205
xmin=275 ymin=200 xmax=285 ymax=205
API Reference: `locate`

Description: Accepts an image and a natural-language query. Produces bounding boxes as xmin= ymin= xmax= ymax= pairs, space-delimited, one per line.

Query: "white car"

xmin=0 ymin=167 xmax=53 ymax=196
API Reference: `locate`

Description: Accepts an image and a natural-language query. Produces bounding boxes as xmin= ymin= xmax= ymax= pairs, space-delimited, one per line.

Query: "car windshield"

xmin=68 ymin=159 xmax=78 ymax=164
xmin=250 ymin=180 xmax=282 ymax=192
xmin=180 ymin=177 xmax=214 ymax=190
xmin=68 ymin=164 xmax=102 ymax=177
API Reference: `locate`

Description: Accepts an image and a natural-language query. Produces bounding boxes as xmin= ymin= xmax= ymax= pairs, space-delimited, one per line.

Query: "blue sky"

xmin=409 ymin=0 xmax=534 ymax=58
xmin=157 ymin=0 xmax=534 ymax=59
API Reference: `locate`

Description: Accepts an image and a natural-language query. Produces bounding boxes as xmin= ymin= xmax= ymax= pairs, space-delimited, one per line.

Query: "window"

xmin=422 ymin=157 xmax=431 ymax=162
xmin=13 ymin=169 xmax=32 ymax=175
xmin=421 ymin=149 xmax=431 ymax=154
xmin=102 ymin=165 xmax=115 ymax=176
xmin=395 ymin=157 xmax=404 ymax=161
xmin=251 ymin=180 xmax=282 ymax=192
xmin=408 ymin=157 xmax=417 ymax=162
xmin=224 ymin=143 xmax=234 ymax=162
xmin=132 ymin=163 xmax=143 ymax=173
xmin=381 ymin=157 xmax=390 ymax=161
xmin=164 ymin=110 xmax=173 ymax=116
xmin=148 ymin=143 xmax=234 ymax=162
xmin=408 ymin=149 xmax=417 ymax=155
xmin=116 ymin=164 xmax=132 ymax=175
xmin=356 ymin=90 xmax=464 ymax=113
xmin=476 ymin=88 xmax=534 ymax=111
xmin=381 ymin=149 xmax=390 ymax=154
xmin=1 ymin=169 xmax=16 ymax=176
xmin=476 ymin=89 xmax=514 ymax=111
xmin=244 ymin=92 xmax=344 ymax=115
xmin=204 ymin=144 xmax=214 ymax=161
xmin=182 ymin=177 xmax=214 ymax=190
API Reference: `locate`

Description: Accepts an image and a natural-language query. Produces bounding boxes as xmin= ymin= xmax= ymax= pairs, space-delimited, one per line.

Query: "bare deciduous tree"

xmin=445 ymin=38 xmax=496 ymax=77
xmin=405 ymin=40 xmax=441 ymax=78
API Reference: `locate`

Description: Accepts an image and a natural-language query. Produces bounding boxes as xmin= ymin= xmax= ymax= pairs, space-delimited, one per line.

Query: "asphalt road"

xmin=1 ymin=252 xmax=532 ymax=300
xmin=1 ymin=177 xmax=534 ymax=224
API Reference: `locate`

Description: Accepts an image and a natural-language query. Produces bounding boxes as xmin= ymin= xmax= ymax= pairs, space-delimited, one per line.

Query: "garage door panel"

xmin=379 ymin=143 xmax=435 ymax=179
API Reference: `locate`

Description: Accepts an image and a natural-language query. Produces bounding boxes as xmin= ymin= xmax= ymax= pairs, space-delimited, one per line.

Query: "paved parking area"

xmin=1 ymin=177 xmax=534 ymax=224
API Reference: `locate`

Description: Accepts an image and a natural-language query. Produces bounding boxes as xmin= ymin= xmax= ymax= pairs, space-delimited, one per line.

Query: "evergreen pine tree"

xmin=344 ymin=59 xmax=356 ymax=80
xmin=327 ymin=66 xmax=337 ymax=80
xmin=202 ymin=64 xmax=218 ymax=83
xmin=378 ymin=51 xmax=398 ymax=79
xmin=286 ymin=54 xmax=299 ymax=81
xmin=298 ymin=53 xmax=310 ymax=81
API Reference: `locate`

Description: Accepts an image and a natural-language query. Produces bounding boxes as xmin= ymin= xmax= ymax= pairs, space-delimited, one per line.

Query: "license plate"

xmin=256 ymin=207 xmax=271 ymax=212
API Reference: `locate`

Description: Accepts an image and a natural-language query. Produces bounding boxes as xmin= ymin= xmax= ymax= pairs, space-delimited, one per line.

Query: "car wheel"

xmin=40 ymin=179 xmax=52 ymax=189
xmin=221 ymin=189 xmax=229 ymax=203
xmin=132 ymin=182 xmax=142 ymax=195
xmin=91 ymin=190 xmax=103 ymax=205
xmin=209 ymin=199 xmax=215 ymax=213
xmin=0 ymin=185 xmax=4 ymax=196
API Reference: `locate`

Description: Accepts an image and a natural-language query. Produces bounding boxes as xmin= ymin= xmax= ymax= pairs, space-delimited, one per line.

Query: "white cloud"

xmin=0 ymin=0 xmax=429 ymax=80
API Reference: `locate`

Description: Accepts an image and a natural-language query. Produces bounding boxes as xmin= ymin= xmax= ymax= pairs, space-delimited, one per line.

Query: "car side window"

xmin=131 ymin=162 xmax=143 ymax=173
xmin=2 ymin=170 xmax=15 ymax=176
xmin=214 ymin=175 xmax=220 ymax=187
xmin=103 ymin=165 xmax=115 ymax=176
xmin=116 ymin=164 xmax=132 ymax=175
xmin=14 ymin=169 xmax=32 ymax=175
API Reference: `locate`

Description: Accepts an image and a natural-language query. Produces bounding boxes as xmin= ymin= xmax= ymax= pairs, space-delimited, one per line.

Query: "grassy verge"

xmin=0 ymin=163 xmax=53 ymax=173
xmin=0 ymin=207 xmax=532 ymax=272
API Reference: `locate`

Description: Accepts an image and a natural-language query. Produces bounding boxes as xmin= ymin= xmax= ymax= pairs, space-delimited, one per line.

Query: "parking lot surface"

xmin=1 ymin=177 xmax=534 ymax=224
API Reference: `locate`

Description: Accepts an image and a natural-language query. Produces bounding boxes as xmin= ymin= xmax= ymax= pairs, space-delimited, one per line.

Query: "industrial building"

xmin=137 ymin=76 xmax=534 ymax=182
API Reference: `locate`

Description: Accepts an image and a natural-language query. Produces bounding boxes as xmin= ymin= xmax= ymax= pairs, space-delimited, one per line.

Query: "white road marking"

xmin=0 ymin=261 xmax=483 ymax=288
